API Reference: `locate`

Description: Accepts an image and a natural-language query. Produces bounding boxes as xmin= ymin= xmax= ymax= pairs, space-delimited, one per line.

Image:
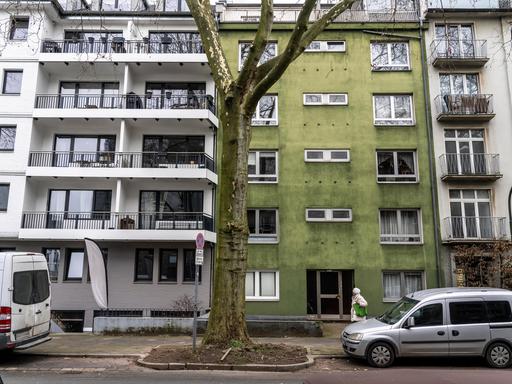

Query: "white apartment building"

xmin=424 ymin=0 xmax=512 ymax=286
xmin=0 ymin=0 xmax=217 ymax=331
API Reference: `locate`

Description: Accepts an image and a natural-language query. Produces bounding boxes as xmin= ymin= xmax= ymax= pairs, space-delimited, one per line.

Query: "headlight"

xmin=347 ymin=333 xmax=364 ymax=342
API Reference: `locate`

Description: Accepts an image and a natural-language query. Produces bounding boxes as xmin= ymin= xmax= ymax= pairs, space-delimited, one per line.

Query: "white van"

xmin=0 ymin=252 xmax=51 ymax=351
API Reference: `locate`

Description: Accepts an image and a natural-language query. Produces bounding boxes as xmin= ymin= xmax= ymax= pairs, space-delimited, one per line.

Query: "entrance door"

xmin=307 ymin=270 xmax=353 ymax=319
xmin=319 ymin=271 xmax=342 ymax=316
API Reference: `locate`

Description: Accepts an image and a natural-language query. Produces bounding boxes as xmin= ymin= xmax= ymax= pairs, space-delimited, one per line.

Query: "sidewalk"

xmin=19 ymin=323 xmax=346 ymax=357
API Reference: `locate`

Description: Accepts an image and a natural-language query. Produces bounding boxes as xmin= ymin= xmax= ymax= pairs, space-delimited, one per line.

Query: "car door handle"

xmin=437 ymin=331 xmax=445 ymax=336
xmin=35 ymin=310 xmax=42 ymax=315
xmin=452 ymin=330 xmax=460 ymax=336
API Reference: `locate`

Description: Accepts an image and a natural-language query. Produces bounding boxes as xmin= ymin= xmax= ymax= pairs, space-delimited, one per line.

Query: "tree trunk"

xmin=202 ymin=96 xmax=252 ymax=346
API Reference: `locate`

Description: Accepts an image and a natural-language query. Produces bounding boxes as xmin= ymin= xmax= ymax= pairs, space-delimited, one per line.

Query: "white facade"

xmin=0 ymin=0 xmax=216 ymax=330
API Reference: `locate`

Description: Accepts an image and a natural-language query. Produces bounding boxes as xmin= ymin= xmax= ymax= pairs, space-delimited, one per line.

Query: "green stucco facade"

xmin=219 ymin=21 xmax=439 ymax=318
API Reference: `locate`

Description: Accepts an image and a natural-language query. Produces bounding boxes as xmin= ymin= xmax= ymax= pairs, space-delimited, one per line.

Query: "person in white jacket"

xmin=351 ymin=287 xmax=368 ymax=322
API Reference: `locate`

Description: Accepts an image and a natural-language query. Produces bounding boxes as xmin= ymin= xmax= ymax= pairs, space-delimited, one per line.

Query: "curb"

xmin=16 ymin=352 xmax=143 ymax=358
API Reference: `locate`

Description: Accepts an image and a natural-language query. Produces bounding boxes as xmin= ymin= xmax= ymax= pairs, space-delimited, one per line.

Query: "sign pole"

xmin=192 ymin=233 xmax=205 ymax=353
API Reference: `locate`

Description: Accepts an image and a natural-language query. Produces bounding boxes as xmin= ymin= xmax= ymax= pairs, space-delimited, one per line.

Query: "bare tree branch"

xmin=236 ymin=0 xmax=274 ymax=91
xmin=186 ymin=0 xmax=234 ymax=98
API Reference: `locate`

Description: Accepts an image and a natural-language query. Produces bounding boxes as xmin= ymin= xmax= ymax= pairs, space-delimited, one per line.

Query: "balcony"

xmin=443 ymin=216 xmax=508 ymax=243
xmin=434 ymin=94 xmax=495 ymax=122
xmin=431 ymin=39 xmax=488 ymax=68
xmin=27 ymin=151 xmax=217 ymax=182
xmin=55 ymin=0 xmax=190 ymax=14
xmin=19 ymin=211 xmax=216 ymax=242
xmin=439 ymin=153 xmax=502 ymax=181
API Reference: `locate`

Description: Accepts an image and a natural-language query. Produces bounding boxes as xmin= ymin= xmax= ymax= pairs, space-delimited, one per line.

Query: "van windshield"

xmin=377 ymin=297 xmax=419 ymax=325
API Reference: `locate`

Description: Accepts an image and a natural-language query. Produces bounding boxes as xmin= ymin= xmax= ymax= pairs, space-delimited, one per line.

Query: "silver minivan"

xmin=341 ymin=288 xmax=512 ymax=368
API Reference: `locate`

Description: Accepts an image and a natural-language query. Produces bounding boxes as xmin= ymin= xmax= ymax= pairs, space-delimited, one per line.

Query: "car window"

xmin=13 ymin=271 xmax=33 ymax=305
xmin=449 ymin=301 xmax=488 ymax=324
xmin=410 ymin=303 xmax=443 ymax=327
xmin=486 ymin=301 xmax=512 ymax=323
xmin=33 ymin=270 xmax=50 ymax=304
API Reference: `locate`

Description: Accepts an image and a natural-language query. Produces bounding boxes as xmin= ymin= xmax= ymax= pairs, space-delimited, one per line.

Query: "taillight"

xmin=0 ymin=306 xmax=12 ymax=332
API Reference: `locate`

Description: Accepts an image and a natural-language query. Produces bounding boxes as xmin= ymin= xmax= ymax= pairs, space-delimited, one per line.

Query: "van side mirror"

xmin=405 ymin=317 xmax=415 ymax=329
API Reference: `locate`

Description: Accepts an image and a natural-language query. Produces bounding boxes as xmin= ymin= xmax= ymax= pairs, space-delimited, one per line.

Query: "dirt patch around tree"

xmin=144 ymin=343 xmax=308 ymax=365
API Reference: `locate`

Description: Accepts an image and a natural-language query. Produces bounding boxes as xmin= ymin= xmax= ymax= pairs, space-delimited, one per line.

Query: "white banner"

xmin=84 ymin=238 xmax=108 ymax=309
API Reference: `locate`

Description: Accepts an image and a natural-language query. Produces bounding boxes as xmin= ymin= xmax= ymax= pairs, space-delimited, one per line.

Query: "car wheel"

xmin=486 ymin=342 xmax=512 ymax=368
xmin=366 ymin=342 xmax=395 ymax=368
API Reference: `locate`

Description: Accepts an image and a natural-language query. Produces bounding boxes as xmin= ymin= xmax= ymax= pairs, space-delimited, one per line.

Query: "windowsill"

xmin=246 ymin=297 xmax=280 ymax=302
xmin=372 ymin=69 xmax=412 ymax=73
xmin=248 ymin=237 xmax=279 ymax=244
xmin=383 ymin=298 xmax=400 ymax=303
xmin=157 ymin=281 xmax=178 ymax=284
xmin=63 ymin=279 xmax=83 ymax=283
xmin=380 ymin=241 xmax=424 ymax=246
xmin=377 ymin=180 xmax=419 ymax=184
xmin=0 ymin=94 xmax=21 ymax=96
xmin=133 ymin=281 xmax=154 ymax=284
xmin=248 ymin=181 xmax=279 ymax=184
xmin=251 ymin=124 xmax=279 ymax=128
xmin=0 ymin=150 xmax=15 ymax=152
xmin=182 ymin=281 xmax=202 ymax=285
xmin=8 ymin=39 xmax=28 ymax=42
xmin=374 ymin=124 xmax=416 ymax=128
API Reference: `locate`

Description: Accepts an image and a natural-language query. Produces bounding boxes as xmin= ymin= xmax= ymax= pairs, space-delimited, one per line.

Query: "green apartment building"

xmin=217 ymin=1 xmax=439 ymax=319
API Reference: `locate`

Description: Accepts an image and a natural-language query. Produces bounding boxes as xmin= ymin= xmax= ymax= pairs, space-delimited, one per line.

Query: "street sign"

xmin=195 ymin=249 xmax=204 ymax=265
xmin=195 ymin=233 xmax=205 ymax=249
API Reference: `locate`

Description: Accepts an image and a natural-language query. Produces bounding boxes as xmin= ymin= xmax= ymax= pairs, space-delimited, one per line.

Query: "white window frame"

xmin=376 ymin=150 xmax=418 ymax=183
xmin=303 ymin=93 xmax=348 ymax=106
xmin=370 ymin=41 xmax=410 ymax=71
xmin=245 ymin=270 xmax=280 ymax=301
xmin=248 ymin=150 xmax=278 ymax=183
xmin=382 ymin=271 xmax=425 ymax=302
xmin=379 ymin=209 xmax=423 ymax=244
xmin=305 ymin=208 xmax=353 ymax=222
xmin=252 ymin=95 xmax=278 ymax=126
xmin=238 ymin=41 xmax=277 ymax=71
xmin=305 ymin=40 xmax=346 ymax=52
xmin=304 ymin=149 xmax=350 ymax=163
xmin=248 ymin=208 xmax=279 ymax=244
xmin=373 ymin=94 xmax=414 ymax=126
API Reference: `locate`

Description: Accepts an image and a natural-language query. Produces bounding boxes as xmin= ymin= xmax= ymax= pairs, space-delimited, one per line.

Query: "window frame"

xmin=303 ymin=93 xmax=348 ymax=106
xmin=376 ymin=150 xmax=418 ymax=183
xmin=134 ymin=248 xmax=154 ymax=282
xmin=382 ymin=270 xmax=425 ymax=302
xmin=305 ymin=40 xmax=346 ymax=52
xmin=245 ymin=270 xmax=280 ymax=301
xmin=305 ymin=208 xmax=353 ymax=222
xmin=238 ymin=41 xmax=277 ymax=71
xmin=373 ymin=94 xmax=415 ymax=126
xmin=42 ymin=247 xmax=61 ymax=283
xmin=9 ymin=17 xmax=29 ymax=41
xmin=64 ymin=249 xmax=85 ymax=282
xmin=47 ymin=189 xmax=112 ymax=219
xmin=379 ymin=208 xmax=423 ymax=244
xmin=2 ymin=70 xmax=23 ymax=95
xmin=251 ymin=94 xmax=279 ymax=126
xmin=158 ymin=248 xmax=178 ymax=283
xmin=248 ymin=150 xmax=278 ymax=183
xmin=304 ymin=149 xmax=350 ymax=163
xmin=370 ymin=41 xmax=410 ymax=71
xmin=248 ymin=208 xmax=279 ymax=243
xmin=183 ymin=249 xmax=202 ymax=283
xmin=0 ymin=126 xmax=16 ymax=151
xmin=0 ymin=183 xmax=10 ymax=212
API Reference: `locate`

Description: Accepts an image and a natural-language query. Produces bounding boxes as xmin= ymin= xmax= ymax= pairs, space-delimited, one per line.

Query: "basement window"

xmin=303 ymin=93 xmax=348 ymax=106
xmin=304 ymin=149 xmax=350 ymax=162
xmin=306 ymin=208 xmax=352 ymax=222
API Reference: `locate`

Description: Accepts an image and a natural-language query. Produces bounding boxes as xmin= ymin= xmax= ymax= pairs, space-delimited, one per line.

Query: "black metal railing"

xmin=41 ymin=38 xmax=204 ymax=54
xmin=57 ymin=0 xmax=191 ymax=13
xmin=435 ymin=94 xmax=494 ymax=116
xmin=34 ymin=94 xmax=215 ymax=113
xmin=93 ymin=309 xmax=202 ymax=318
xmin=22 ymin=211 xmax=214 ymax=231
xmin=28 ymin=151 xmax=216 ymax=172
xmin=431 ymin=39 xmax=488 ymax=61
xmin=439 ymin=153 xmax=500 ymax=178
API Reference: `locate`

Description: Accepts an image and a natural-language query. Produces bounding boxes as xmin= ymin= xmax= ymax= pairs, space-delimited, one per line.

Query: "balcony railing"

xmin=22 ymin=212 xmax=214 ymax=231
xmin=41 ymin=38 xmax=204 ymax=54
xmin=28 ymin=151 xmax=216 ymax=172
xmin=431 ymin=39 xmax=488 ymax=67
xmin=55 ymin=0 xmax=190 ymax=13
xmin=434 ymin=94 xmax=494 ymax=121
xmin=34 ymin=94 xmax=215 ymax=113
xmin=443 ymin=216 xmax=508 ymax=241
xmin=439 ymin=153 xmax=501 ymax=180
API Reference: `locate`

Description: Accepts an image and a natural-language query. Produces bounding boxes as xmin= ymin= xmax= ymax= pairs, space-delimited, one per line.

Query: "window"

xmin=486 ymin=301 xmax=512 ymax=323
xmin=380 ymin=209 xmax=422 ymax=243
xmin=364 ymin=0 xmax=415 ymax=11
xmin=305 ymin=149 xmax=350 ymax=162
xmin=159 ymin=249 xmax=178 ymax=282
xmin=0 ymin=127 xmax=16 ymax=151
xmin=306 ymin=208 xmax=352 ymax=222
xmin=371 ymin=42 xmax=410 ymax=71
xmin=248 ymin=151 xmax=278 ymax=183
xmin=440 ymin=73 xmax=479 ymax=96
xmin=59 ymin=82 xmax=120 ymax=108
xmin=449 ymin=301 xmax=488 ymax=324
xmin=13 ymin=270 xmax=50 ymax=305
xmin=135 ymin=249 xmax=154 ymax=282
xmin=248 ymin=209 xmax=278 ymax=243
xmin=53 ymin=135 xmax=116 ymax=166
xmin=140 ymin=191 xmax=203 ymax=213
xmin=245 ymin=271 xmax=279 ymax=301
xmin=145 ymin=82 xmax=206 ymax=109
xmin=2 ymin=70 xmax=23 ymax=94
xmin=239 ymin=42 xmax=277 ymax=70
xmin=0 ymin=184 xmax=9 ymax=211
xmin=376 ymin=151 xmax=418 ymax=182
xmin=409 ymin=303 xmax=443 ymax=327
xmin=382 ymin=271 xmax=424 ymax=301
xmin=65 ymin=250 xmax=85 ymax=281
xmin=305 ymin=40 xmax=346 ymax=52
xmin=48 ymin=190 xmax=112 ymax=219
xmin=373 ymin=95 xmax=414 ymax=126
xmin=303 ymin=93 xmax=348 ymax=106
xmin=147 ymin=32 xmax=202 ymax=54
xmin=444 ymin=129 xmax=486 ymax=176
xmin=435 ymin=24 xmax=475 ymax=59
xmin=9 ymin=18 xmax=29 ymax=40
xmin=183 ymin=249 xmax=202 ymax=283
xmin=449 ymin=189 xmax=492 ymax=239
xmin=43 ymin=248 xmax=60 ymax=282
xmin=252 ymin=95 xmax=278 ymax=126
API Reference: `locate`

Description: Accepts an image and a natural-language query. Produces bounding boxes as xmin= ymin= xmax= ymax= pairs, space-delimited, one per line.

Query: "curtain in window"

xmin=397 ymin=152 xmax=414 ymax=175
xmin=245 ymin=272 xmax=255 ymax=297
xmin=67 ymin=251 xmax=84 ymax=280
xmin=400 ymin=210 xmax=419 ymax=235
xmin=383 ymin=273 xmax=401 ymax=298
xmin=380 ymin=211 xmax=398 ymax=236
xmin=404 ymin=273 xmax=422 ymax=294
xmin=260 ymin=272 xmax=276 ymax=297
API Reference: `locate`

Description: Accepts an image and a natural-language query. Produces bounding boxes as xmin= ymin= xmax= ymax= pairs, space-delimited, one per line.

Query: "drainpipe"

xmin=418 ymin=13 xmax=443 ymax=288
